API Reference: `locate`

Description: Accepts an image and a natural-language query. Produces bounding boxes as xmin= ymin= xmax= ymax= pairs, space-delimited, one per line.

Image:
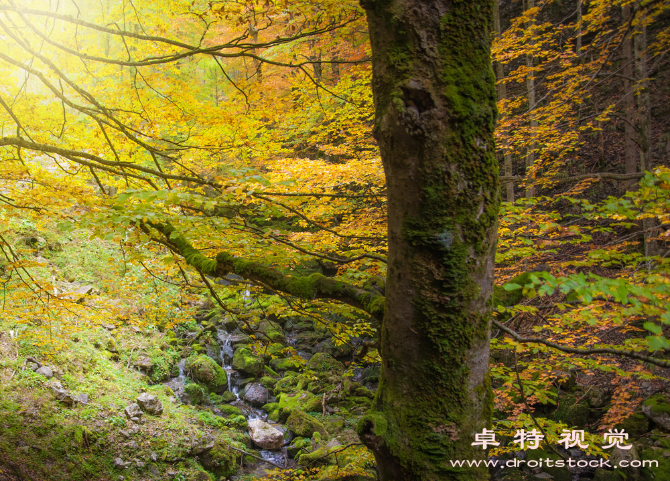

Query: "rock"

xmin=184 ymin=383 xmax=206 ymax=405
xmin=62 ymin=284 xmax=95 ymax=302
xmin=49 ymin=382 xmax=78 ymax=406
xmin=222 ymin=316 xmax=238 ymax=332
xmin=26 ymin=362 xmax=39 ymax=372
xmin=136 ymin=393 xmax=163 ymax=416
xmin=149 ymin=465 xmax=159 ymax=476
xmin=185 ymin=354 xmax=228 ymax=393
xmin=277 ymin=391 xmax=323 ymax=421
xmin=133 ymin=356 xmax=153 ymax=371
xmin=306 ymin=353 xmax=344 ymax=373
xmin=269 ymin=357 xmax=301 ymax=372
xmin=313 ymin=338 xmax=354 ymax=358
xmin=286 ymin=410 xmax=329 ymax=438
xmin=101 ymin=323 xmax=116 ymax=330
xmin=533 ymin=474 xmax=553 ymax=480
xmin=611 ymin=445 xmax=640 ymax=480
xmin=77 ymin=393 xmax=89 ymax=404
xmin=124 ymin=403 xmax=143 ymax=420
xmin=231 ymin=347 xmax=263 ymax=377
xmin=113 ymin=457 xmax=127 ymax=469
xmin=248 ymin=419 xmax=285 ymax=449
xmin=587 ymin=387 xmax=610 ymax=409
xmin=35 ymin=366 xmax=53 ymax=379
xmin=260 ymin=376 xmax=277 ymax=389
xmin=258 ymin=320 xmax=286 ymax=344
xmin=620 ymin=413 xmax=650 ymax=437
xmin=642 ymin=394 xmax=670 ymax=431
xmin=221 ymin=391 xmax=237 ymax=403
xmin=219 ymin=405 xmax=243 ymax=417
xmin=199 ymin=440 xmax=237 ymax=478
xmin=243 ymin=383 xmax=270 ymax=408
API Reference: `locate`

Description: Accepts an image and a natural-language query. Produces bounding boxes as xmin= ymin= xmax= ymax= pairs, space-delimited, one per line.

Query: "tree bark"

xmin=622 ymin=5 xmax=638 ymax=190
xmin=494 ymin=0 xmax=514 ymax=202
xmin=525 ymin=0 xmax=537 ymax=198
xmin=358 ymin=1 xmax=498 ymax=479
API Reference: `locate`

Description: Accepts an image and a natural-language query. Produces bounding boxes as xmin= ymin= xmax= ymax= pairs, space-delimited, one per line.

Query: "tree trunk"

xmin=622 ymin=5 xmax=637 ymax=190
xmin=525 ymin=0 xmax=537 ymax=198
xmin=494 ymin=0 xmax=514 ymax=202
xmin=358 ymin=1 xmax=498 ymax=480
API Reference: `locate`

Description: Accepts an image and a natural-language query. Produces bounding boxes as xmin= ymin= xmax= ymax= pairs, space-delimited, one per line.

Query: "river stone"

xmin=35 ymin=366 xmax=53 ymax=379
xmin=306 ymin=353 xmax=343 ymax=373
xmin=232 ymin=347 xmax=263 ymax=377
xmin=185 ymin=354 xmax=228 ymax=393
xmin=286 ymin=410 xmax=329 ymax=438
xmin=124 ymin=403 xmax=143 ymax=420
xmin=243 ymin=383 xmax=270 ymax=407
xmin=641 ymin=393 xmax=670 ymax=431
xmin=248 ymin=419 xmax=285 ymax=450
xmin=136 ymin=393 xmax=163 ymax=416
xmin=133 ymin=356 xmax=153 ymax=371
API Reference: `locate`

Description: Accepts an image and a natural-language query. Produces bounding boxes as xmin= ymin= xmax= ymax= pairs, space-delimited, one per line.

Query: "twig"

xmin=493 ymin=320 xmax=670 ymax=368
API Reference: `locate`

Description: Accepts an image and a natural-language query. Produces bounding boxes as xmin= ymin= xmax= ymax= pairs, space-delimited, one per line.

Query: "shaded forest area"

xmin=0 ymin=0 xmax=669 ymax=480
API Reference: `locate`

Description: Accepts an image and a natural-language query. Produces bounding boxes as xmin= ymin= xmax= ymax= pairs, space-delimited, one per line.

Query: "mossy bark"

xmin=358 ymin=1 xmax=498 ymax=480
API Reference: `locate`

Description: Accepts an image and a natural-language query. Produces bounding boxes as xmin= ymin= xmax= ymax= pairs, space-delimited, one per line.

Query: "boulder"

xmin=313 ymin=338 xmax=354 ymax=358
xmin=277 ymin=391 xmax=323 ymax=421
xmin=286 ymin=410 xmax=329 ymax=438
xmin=270 ymin=357 xmax=301 ymax=372
xmin=184 ymin=383 xmax=206 ymax=405
xmin=133 ymin=356 xmax=153 ymax=371
xmin=306 ymin=353 xmax=343 ymax=373
xmin=35 ymin=366 xmax=53 ymax=379
xmin=49 ymin=381 xmax=78 ymax=406
xmin=248 ymin=419 xmax=285 ymax=449
xmin=232 ymin=348 xmax=263 ymax=377
xmin=243 ymin=383 xmax=270 ymax=408
xmin=185 ymin=354 xmax=228 ymax=393
xmin=124 ymin=403 xmax=143 ymax=420
xmin=642 ymin=394 xmax=670 ymax=431
xmin=136 ymin=393 xmax=163 ymax=416
xmin=258 ymin=320 xmax=286 ymax=344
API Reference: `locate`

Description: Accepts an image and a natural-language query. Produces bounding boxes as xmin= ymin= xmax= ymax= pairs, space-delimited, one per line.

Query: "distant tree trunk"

xmin=494 ymin=0 xmax=514 ymax=202
xmin=622 ymin=5 xmax=638 ymax=190
xmin=359 ymin=0 xmax=498 ymax=480
xmin=249 ymin=14 xmax=262 ymax=82
xmin=633 ymin=3 xmax=657 ymax=256
xmin=525 ymin=0 xmax=537 ymax=198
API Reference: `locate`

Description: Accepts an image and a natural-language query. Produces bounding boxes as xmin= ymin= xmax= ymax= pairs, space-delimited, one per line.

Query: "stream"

xmin=164 ymin=323 xmax=297 ymax=477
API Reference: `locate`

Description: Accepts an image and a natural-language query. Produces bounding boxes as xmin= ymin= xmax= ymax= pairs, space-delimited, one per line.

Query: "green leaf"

xmin=504 ymin=283 xmax=522 ymax=291
xmin=643 ymin=322 xmax=662 ymax=335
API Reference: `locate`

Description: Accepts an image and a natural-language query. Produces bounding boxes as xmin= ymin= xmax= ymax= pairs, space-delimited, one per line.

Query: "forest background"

xmin=0 ymin=0 xmax=669 ymax=480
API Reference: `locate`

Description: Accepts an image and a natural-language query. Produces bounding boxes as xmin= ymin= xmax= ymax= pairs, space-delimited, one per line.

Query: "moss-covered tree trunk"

xmin=358 ymin=1 xmax=499 ymax=480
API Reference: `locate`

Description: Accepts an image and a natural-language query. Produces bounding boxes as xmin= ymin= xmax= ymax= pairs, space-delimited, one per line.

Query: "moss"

xmin=218 ymin=404 xmax=243 ymax=418
xmin=305 ymin=353 xmax=344 ymax=373
xmin=184 ymin=383 xmax=206 ymax=405
xmin=231 ymin=348 xmax=263 ymax=377
xmin=260 ymin=376 xmax=277 ymax=389
xmin=620 ymin=413 xmax=650 ymax=437
xmin=270 ymin=357 xmax=301 ymax=372
xmin=258 ymin=320 xmax=286 ymax=344
xmin=643 ymin=393 xmax=670 ymax=414
xmin=356 ymin=413 xmax=387 ymax=438
xmin=278 ymin=390 xmax=323 ymax=420
xmin=641 ymin=447 xmax=670 ymax=481
xmin=286 ymin=410 xmax=329 ymax=438
xmin=200 ymin=439 xmax=237 ymax=478
xmin=185 ymin=354 xmax=228 ymax=393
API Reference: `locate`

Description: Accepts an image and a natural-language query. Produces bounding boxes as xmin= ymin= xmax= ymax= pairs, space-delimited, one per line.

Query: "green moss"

xmin=258 ymin=320 xmax=286 ymax=344
xmin=620 ymin=413 xmax=650 ymax=437
xmin=643 ymin=393 xmax=670 ymax=414
xmin=305 ymin=353 xmax=343 ymax=373
xmin=286 ymin=410 xmax=329 ymax=438
xmin=231 ymin=348 xmax=263 ymax=377
xmin=185 ymin=354 xmax=228 ymax=393
xmin=270 ymin=357 xmax=301 ymax=372
xmin=184 ymin=383 xmax=206 ymax=405
xmin=278 ymin=390 xmax=323 ymax=420
xmin=357 ymin=412 xmax=387 ymax=438
xmin=218 ymin=404 xmax=243 ymax=417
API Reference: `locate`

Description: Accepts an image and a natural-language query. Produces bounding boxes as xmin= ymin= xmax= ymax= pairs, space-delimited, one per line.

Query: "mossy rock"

xmin=221 ymin=391 xmax=237 ymax=403
xmin=287 ymin=436 xmax=312 ymax=457
xmin=218 ymin=404 xmax=243 ymax=417
xmin=222 ymin=316 xmax=239 ymax=332
xmin=278 ymin=391 xmax=323 ymax=421
xmin=231 ymin=348 xmax=263 ymax=377
xmin=313 ymin=338 xmax=354 ymax=358
xmin=525 ymin=450 xmax=570 ymax=481
xmin=619 ymin=413 xmax=650 ymax=437
xmin=199 ymin=439 xmax=237 ymax=478
xmin=297 ymin=446 xmax=337 ymax=466
xmin=270 ymin=357 xmax=301 ymax=372
xmin=641 ymin=447 xmax=670 ymax=481
xmin=267 ymin=343 xmax=286 ymax=357
xmin=184 ymin=383 xmax=206 ymax=405
xmin=286 ymin=410 xmax=329 ymax=438
xmin=306 ymin=353 xmax=343 ymax=373
xmin=185 ymin=354 xmax=228 ymax=393
xmin=258 ymin=320 xmax=286 ymax=344
xmin=642 ymin=393 xmax=670 ymax=431
xmin=260 ymin=376 xmax=277 ymax=389
xmin=550 ymin=395 xmax=591 ymax=428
